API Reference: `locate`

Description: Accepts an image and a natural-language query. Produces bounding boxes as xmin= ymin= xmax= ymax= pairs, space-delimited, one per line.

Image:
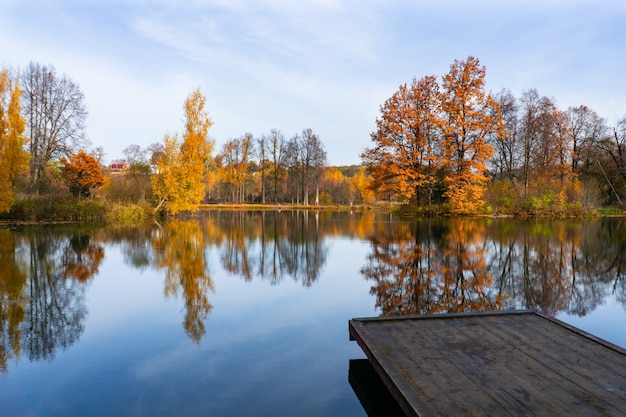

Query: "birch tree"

xmin=152 ymin=88 xmax=213 ymax=214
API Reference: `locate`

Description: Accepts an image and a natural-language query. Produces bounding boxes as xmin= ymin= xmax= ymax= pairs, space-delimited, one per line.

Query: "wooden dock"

xmin=349 ymin=311 xmax=626 ymax=417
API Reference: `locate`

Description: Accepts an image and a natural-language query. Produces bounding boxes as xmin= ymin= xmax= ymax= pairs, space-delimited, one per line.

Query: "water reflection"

xmin=153 ymin=219 xmax=214 ymax=342
xmin=1 ymin=213 xmax=625 ymax=373
xmin=61 ymin=232 xmax=105 ymax=282
xmin=0 ymin=228 xmax=91 ymax=372
xmin=361 ymin=217 xmax=626 ymax=317
xmin=199 ymin=210 xmax=328 ymax=286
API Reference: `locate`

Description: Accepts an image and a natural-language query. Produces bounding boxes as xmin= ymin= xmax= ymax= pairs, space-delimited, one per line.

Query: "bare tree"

xmin=256 ymin=135 xmax=268 ymax=204
xmin=285 ymin=129 xmax=326 ymax=205
xmin=566 ymin=105 xmax=607 ymax=174
xmin=268 ymin=129 xmax=286 ymax=203
xmin=285 ymin=134 xmax=303 ymax=204
xmin=303 ymin=128 xmax=327 ymax=206
xmin=597 ymin=117 xmax=626 ymax=183
xmin=91 ymin=146 xmax=105 ymax=163
xmin=123 ymin=144 xmax=147 ymax=165
xmin=22 ymin=62 xmax=88 ymax=192
xmin=490 ymin=89 xmax=519 ymax=182
xmin=147 ymin=142 xmax=165 ymax=172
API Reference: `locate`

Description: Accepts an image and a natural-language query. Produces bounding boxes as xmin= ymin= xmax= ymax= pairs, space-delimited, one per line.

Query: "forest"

xmin=1 ymin=58 xmax=626 ymax=220
xmin=363 ymin=56 xmax=626 ymax=215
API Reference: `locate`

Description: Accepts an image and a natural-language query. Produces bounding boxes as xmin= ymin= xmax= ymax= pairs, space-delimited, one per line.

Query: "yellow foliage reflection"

xmin=0 ymin=229 xmax=26 ymax=373
xmin=152 ymin=219 xmax=214 ymax=342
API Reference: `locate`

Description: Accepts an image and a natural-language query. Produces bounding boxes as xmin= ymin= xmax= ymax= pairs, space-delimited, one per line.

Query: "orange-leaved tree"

xmin=0 ymin=69 xmax=29 ymax=212
xmin=362 ymin=75 xmax=443 ymax=204
xmin=440 ymin=56 xmax=502 ymax=213
xmin=60 ymin=150 xmax=105 ymax=198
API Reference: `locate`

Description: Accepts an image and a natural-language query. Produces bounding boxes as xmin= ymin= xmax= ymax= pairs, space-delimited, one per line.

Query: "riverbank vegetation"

xmin=1 ymin=59 xmax=626 ymax=223
xmin=363 ymin=56 xmax=626 ymax=217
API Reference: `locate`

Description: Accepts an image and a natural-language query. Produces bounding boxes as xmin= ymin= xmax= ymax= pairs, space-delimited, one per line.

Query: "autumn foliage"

xmin=362 ymin=56 xmax=502 ymax=213
xmin=152 ymin=88 xmax=214 ymax=214
xmin=60 ymin=151 xmax=105 ymax=198
xmin=0 ymin=69 xmax=28 ymax=213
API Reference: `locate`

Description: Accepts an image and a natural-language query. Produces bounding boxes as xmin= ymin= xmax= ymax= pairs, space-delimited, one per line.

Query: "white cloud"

xmin=1 ymin=0 xmax=625 ymax=164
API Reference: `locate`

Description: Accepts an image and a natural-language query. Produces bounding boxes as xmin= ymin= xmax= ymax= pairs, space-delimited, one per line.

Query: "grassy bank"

xmin=2 ymin=197 xmax=623 ymax=226
xmin=197 ymin=203 xmax=396 ymax=212
xmin=0 ymin=197 xmax=154 ymax=225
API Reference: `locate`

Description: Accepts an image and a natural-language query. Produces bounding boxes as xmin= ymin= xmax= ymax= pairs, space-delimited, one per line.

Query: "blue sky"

xmin=1 ymin=0 xmax=624 ymax=165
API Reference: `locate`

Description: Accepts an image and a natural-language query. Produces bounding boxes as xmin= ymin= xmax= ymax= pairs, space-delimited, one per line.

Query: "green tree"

xmin=0 ymin=69 xmax=29 ymax=212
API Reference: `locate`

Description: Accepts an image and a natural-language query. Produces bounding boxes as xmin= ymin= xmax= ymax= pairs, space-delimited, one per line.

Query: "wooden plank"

xmin=349 ymin=311 xmax=626 ymax=417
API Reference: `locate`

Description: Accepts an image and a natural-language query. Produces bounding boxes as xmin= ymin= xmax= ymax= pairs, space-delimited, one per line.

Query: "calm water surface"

xmin=1 ymin=211 xmax=624 ymax=416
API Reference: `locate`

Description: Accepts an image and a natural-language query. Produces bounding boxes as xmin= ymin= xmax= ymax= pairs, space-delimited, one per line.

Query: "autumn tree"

xmin=152 ymin=88 xmax=214 ymax=214
xmin=59 ymin=151 xmax=105 ymax=198
xmin=440 ymin=56 xmax=501 ymax=213
xmin=362 ymin=75 xmax=442 ymax=204
xmin=152 ymin=134 xmax=182 ymax=210
xmin=21 ymin=62 xmax=88 ymax=193
xmin=351 ymin=166 xmax=376 ymax=204
xmin=530 ymin=97 xmax=570 ymax=183
xmin=218 ymin=133 xmax=254 ymax=203
xmin=321 ymin=167 xmax=353 ymax=204
xmin=0 ymin=69 xmax=29 ymax=212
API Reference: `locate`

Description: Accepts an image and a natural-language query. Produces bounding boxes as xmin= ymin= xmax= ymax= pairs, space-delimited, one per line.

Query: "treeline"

xmin=3 ymin=58 xmax=626 ymax=220
xmin=114 ymin=105 xmax=374 ymax=213
xmin=0 ymin=62 xmax=373 ymax=221
xmin=363 ymin=56 xmax=626 ymax=215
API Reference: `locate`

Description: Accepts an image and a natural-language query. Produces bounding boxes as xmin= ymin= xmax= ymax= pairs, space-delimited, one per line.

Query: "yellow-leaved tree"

xmin=153 ymin=88 xmax=214 ymax=214
xmin=0 ymin=69 xmax=28 ymax=213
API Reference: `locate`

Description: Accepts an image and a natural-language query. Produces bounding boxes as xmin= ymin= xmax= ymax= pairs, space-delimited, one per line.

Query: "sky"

xmin=1 ymin=0 xmax=625 ymax=166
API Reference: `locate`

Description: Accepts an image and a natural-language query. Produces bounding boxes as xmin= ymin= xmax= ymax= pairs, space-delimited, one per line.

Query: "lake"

xmin=1 ymin=211 xmax=624 ymax=416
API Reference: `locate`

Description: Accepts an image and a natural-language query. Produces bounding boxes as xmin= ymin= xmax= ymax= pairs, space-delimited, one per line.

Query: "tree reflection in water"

xmin=153 ymin=219 xmax=214 ymax=343
xmin=361 ymin=217 xmax=626 ymax=317
xmin=1 ymin=213 xmax=625 ymax=372
xmin=0 ymin=229 xmax=26 ymax=373
xmin=0 ymin=228 xmax=103 ymax=372
xmin=201 ymin=210 xmax=328 ymax=287
xmin=361 ymin=219 xmax=505 ymax=315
